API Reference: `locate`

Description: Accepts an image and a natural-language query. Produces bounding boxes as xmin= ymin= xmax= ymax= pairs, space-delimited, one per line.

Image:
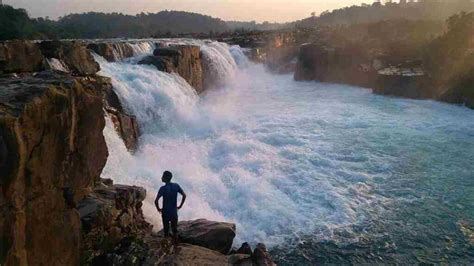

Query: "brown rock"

xmin=252 ymin=243 xmax=276 ymax=266
xmin=237 ymin=242 xmax=253 ymax=255
xmin=39 ymin=40 xmax=100 ymax=75
xmin=87 ymin=43 xmax=135 ymax=62
xmin=140 ymin=45 xmax=203 ymax=93
xmin=0 ymin=40 xmax=45 ymax=73
xmin=163 ymin=219 xmax=236 ymax=254
xmin=0 ymin=71 xmax=108 ymax=265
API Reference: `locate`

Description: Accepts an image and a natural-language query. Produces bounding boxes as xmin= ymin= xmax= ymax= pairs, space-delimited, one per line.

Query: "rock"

xmin=252 ymin=243 xmax=276 ymax=266
xmin=237 ymin=242 xmax=253 ymax=255
xmin=109 ymin=112 xmax=140 ymax=152
xmin=78 ymin=183 xmax=152 ymax=262
xmin=0 ymin=71 xmax=108 ymax=265
xmin=0 ymin=40 xmax=45 ymax=73
xmin=39 ymin=40 xmax=100 ymax=75
xmin=373 ymin=66 xmax=429 ymax=99
xmin=102 ymin=82 xmax=140 ymax=152
xmin=160 ymin=219 xmax=236 ymax=254
xmin=88 ymin=43 xmax=135 ymax=62
xmin=138 ymin=55 xmax=175 ymax=73
xmin=161 ymin=244 xmax=248 ymax=265
xmin=294 ymin=42 xmax=374 ymax=87
xmin=140 ymin=45 xmax=203 ymax=93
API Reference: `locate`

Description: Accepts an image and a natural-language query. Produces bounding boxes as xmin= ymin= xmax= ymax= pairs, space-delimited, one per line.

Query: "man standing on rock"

xmin=155 ymin=171 xmax=187 ymax=241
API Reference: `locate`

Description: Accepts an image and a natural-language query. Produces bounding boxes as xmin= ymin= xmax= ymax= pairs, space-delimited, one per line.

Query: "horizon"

xmin=4 ymin=0 xmax=372 ymax=23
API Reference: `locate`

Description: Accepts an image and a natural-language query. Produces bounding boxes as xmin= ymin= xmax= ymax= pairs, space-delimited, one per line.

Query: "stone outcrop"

xmin=294 ymin=43 xmax=375 ymax=87
xmin=39 ymin=41 xmax=100 ymax=76
xmin=87 ymin=43 xmax=135 ymax=62
xmin=0 ymin=40 xmax=100 ymax=76
xmin=159 ymin=219 xmax=236 ymax=254
xmin=139 ymin=45 xmax=204 ymax=93
xmin=78 ymin=179 xmax=152 ymax=263
xmin=373 ymin=65 xmax=430 ymax=99
xmin=0 ymin=40 xmax=45 ymax=73
xmin=0 ymin=71 xmax=108 ymax=265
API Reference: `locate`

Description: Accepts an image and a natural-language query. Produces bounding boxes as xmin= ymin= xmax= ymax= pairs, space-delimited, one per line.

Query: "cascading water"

xmin=97 ymin=40 xmax=474 ymax=264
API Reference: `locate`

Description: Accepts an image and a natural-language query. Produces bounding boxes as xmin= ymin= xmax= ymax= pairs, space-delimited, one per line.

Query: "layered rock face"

xmin=294 ymin=43 xmax=375 ymax=87
xmin=0 ymin=71 xmax=108 ymax=265
xmin=294 ymin=40 xmax=474 ymax=108
xmin=139 ymin=45 xmax=204 ymax=93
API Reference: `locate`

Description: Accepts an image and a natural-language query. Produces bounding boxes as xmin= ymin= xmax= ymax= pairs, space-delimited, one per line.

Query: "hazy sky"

xmin=4 ymin=0 xmax=371 ymax=23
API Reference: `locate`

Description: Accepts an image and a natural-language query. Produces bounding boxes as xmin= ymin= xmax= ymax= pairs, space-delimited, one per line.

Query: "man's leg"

xmin=162 ymin=215 xmax=170 ymax=237
xmin=171 ymin=217 xmax=178 ymax=245
xmin=171 ymin=217 xmax=178 ymax=236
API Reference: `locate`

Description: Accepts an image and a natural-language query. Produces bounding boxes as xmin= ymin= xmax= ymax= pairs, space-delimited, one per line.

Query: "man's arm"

xmin=155 ymin=190 xmax=162 ymax=213
xmin=177 ymin=186 xmax=186 ymax=209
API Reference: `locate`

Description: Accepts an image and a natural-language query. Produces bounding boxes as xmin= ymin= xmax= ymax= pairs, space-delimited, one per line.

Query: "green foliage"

xmin=0 ymin=5 xmax=35 ymax=40
xmin=0 ymin=6 xmax=229 ymax=40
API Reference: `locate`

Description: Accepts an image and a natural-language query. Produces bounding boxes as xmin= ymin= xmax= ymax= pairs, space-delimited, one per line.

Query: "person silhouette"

xmin=154 ymin=171 xmax=187 ymax=240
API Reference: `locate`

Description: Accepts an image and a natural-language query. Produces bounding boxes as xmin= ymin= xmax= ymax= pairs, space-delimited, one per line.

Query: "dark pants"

xmin=162 ymin=215 xmax=178 ymax=237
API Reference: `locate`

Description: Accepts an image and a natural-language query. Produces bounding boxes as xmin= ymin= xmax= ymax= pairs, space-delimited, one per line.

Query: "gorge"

xmin=1 ymin=37 xmax=473 ymax=265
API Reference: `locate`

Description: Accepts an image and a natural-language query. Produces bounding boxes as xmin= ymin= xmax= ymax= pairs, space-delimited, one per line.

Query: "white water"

xmin=97 ymin=41 xmax=474 ymax=249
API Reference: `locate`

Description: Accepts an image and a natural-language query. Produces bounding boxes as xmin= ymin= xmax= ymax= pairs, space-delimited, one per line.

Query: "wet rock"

xmin=39 ymin=40 xmax=100 ymax=75
xmin=88 ymin=43 xmax=135 ymax=62
xmin=138 ymin=55 xmax=175 ymax=72
xmin=140 ymin=45 xmax=203 ymax=93
xmin=0 ymin=72 xmax=108 ymax=265
xmin=0 ymin=40 xmax=45 ymax=73
xmin=252 ymin=243 xmax=276 ymax=266
xmin=237 ymin=242 xmax=253 ymax=255
xmin=102 ymin=82 xmax=140 ymax=152
xmin=159 ymin=219 xmax=236 ymax=254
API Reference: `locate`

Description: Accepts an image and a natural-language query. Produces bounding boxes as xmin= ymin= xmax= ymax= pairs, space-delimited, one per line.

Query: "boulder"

xmin=0 ymin=71 xmax=108 ymax=265
xmin=252 ymin=243 xmax=276 ymax=266
xmin=88 ymin=43 xmax=135 ymax=62
xmin=39 ymin=40 xmax=100 ymax=75
xmin=0 ymin=40 xmax=45 ymax=73
xmin=139 ymin=45 xmax=203 ymax=93
xmin=138 ymin=55 xmax=175 ymax=73
xmin=160 ymin=244 xmax=250 ymax=265
xmin=160 ymin=219 xmax=236 ymax=254
xmin=237 ymin=242 xmax=253 ymax=255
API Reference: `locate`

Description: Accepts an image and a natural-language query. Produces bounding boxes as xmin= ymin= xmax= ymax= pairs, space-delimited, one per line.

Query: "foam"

xmin=97 ymin=41 xmax=474 ymax=249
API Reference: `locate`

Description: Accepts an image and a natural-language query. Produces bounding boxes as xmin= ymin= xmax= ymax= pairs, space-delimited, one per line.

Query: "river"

xmin=96 ymin=41 xmax=474 ymax=264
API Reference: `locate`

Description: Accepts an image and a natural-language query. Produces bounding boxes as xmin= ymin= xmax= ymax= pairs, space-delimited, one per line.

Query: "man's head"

xmin=162 ymin=171 xmax=173 ymax=183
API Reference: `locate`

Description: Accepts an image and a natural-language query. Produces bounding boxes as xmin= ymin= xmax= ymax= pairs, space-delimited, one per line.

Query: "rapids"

xmin=97 ymin=41 xmax=474 ymax=264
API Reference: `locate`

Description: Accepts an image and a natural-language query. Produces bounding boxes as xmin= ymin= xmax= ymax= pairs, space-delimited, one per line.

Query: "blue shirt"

xmin=157 ymin=183 xmax=184 ymax=219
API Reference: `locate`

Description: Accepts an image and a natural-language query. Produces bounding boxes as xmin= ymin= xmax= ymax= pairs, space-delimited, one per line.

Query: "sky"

xmin=4 ymin=0 xmax=371 ymax=23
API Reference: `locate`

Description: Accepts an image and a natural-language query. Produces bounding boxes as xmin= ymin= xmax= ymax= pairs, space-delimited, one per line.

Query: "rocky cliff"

xmin=293 ymin=41 xmax=474 ymax=108
xmin=0 ymin=71 xmax=108 ymax=265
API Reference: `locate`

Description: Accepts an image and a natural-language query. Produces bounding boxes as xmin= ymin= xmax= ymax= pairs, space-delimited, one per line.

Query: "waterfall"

xmin=96 ymin=39 xmax=474 ymax=260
